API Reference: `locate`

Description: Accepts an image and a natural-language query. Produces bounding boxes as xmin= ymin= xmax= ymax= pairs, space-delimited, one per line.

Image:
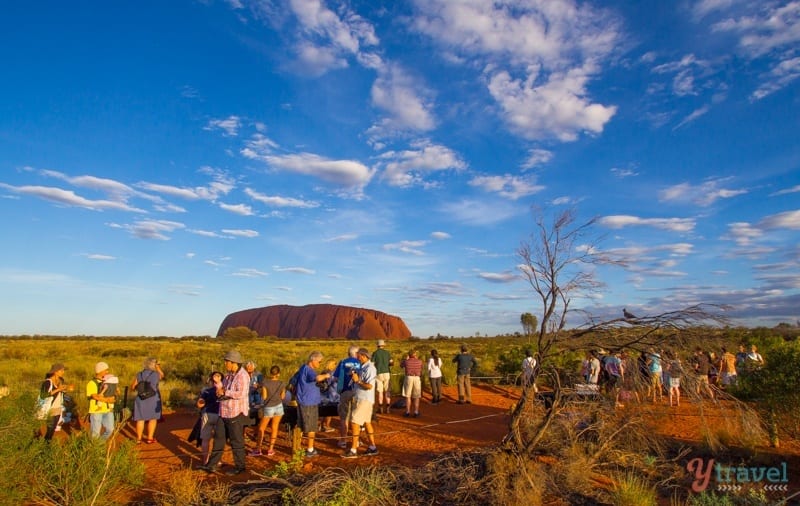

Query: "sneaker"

xmin=337 ymin=441 xmax=348 ymax=448
xmin=403 ymin=412 xmax=410 ymax=417
xmin=248 ymin=449 xmax=262 ymax=456
xmin=413 ymin=412 xmax=420 ymax=418
xmin=341 ymin=450 xmax=358 ymax=459
xmin=267 ymin=449 xmax=275 ymax=456
xmin=364 ymin=447 xmax=379 ymax=456
xmin=304 ymin=449 xmax=319 ymax=458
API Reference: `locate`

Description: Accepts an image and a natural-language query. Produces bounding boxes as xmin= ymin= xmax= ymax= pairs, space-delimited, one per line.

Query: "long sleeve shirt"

xmin=219 ymin=367 xmax=250 ymax=418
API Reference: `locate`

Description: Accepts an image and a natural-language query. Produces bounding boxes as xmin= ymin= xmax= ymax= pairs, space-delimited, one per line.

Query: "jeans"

xmin=207 ymin=413 xmax=247 ymax=470
xmin=90 ymin=411 xmax=115 ymax=440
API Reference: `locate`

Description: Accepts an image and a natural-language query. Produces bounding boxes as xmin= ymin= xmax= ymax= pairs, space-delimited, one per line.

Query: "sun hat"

xmin=94 ymin=361 xmax=110 ymax=374
xmin=377 ymin=339 xmax=386 ymax=346
xmin=48 ymin=363 xmax=67 ymax=374
xmin=223 ymin=350 xmax=244 ymax=364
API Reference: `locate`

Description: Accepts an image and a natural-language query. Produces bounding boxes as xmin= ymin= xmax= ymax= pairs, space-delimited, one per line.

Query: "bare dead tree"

xmin=506 ymin=207 xmax=729 ymax=453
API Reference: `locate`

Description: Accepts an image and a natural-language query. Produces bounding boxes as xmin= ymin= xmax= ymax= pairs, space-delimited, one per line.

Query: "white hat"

xmin=94 ymin=361 xmax=110 ymax=374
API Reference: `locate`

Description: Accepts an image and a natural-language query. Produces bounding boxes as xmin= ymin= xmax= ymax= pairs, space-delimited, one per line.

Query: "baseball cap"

xmin=94 ymin=361 xmax=110 ymax=374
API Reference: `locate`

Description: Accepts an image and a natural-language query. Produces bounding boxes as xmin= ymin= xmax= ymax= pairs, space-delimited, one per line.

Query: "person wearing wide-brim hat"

xmin=201 ymin=350 xmax=251 ymax=476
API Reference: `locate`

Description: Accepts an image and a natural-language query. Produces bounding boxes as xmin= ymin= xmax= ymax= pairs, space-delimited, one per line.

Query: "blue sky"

xmin=1 ymin=0 xmax=798 ymax=338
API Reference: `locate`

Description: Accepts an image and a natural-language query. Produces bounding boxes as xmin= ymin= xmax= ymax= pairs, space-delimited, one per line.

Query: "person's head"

xmin=245 ymin=361 xmax=256 ymax=374
xmin=526 ymin=349 xmax=533 ymax=358
xmin=431 ymin=349 xmax=438 ymax=358
xmin=208 ymin=371 xmax=223 ymax=384
xmin=223 ymin=350 xmax=243 ymax=371
xmin=308 ymin=351 xmax=324 ymax=367
xmin=460 ymin=345 xmax=467 ymax=353
xmin=143 ymin=357 xmax=158 ymax=371
xmin=348 ymin=345 xmax=359 ymax=358
xmin=408 ymin=349 xmax=418 ymax=358
xmin=695 ymin=347 xmax=703 ymax=354
xmin=377 ymin=339 xmax=385 ymax=348
xmin=47 ymin=363 xmax=66 ymax=379
xmin=325 ymin=359 xmax=337 ymax=372
xmin=94 ymin=361 xmax=110 ymax=379
xmin=356 ymin=347 xmax=371 ymax=364
xmin=750 ymin=344 xmax=758 ymax=352
xmin=269 ymin=365 xmax=281 ymax=377
xmin=739 ymin=344 xmax=747 ymax=352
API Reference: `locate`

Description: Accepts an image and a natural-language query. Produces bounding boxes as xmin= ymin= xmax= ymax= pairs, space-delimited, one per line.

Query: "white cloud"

xmin=412 ymin=0 xmax=620 ymax=142
xmin=244 ymin=188 xmax=319 ymax=208
xmin=468 ymin=174 xmax=544 ymax=200
xmin=205 ymin=115 xmax=242 ymax=136
xmin=383 ymin=240 xmax=428 ymax=256
xmin=84 ymin=254 xmax=116 ymax=261
xmin=610 ymin=167 xmax=639 ymax=178
xmin=478 ymin=271 xmax=518 ymax=283
xmin=521 ymin=149 xmax=553 ymax=169
xmin=0 ymin=183 xmax=145 ymax=213
xmin=759 ymin=209 xmax=800 ymax=229
xmin=431 ymin=231 xmax=451 ymax=240
xmin=369 ymin=64 xmax=436 ymax=136
xmin=232 ymin=268 xmax=268 ymax=277
xmin=325 ymin=234 xmax=358 ymax=242
xmin=218 ymin=202 xmax=254 ymax=216
xmin=273 ymin=266 xmax=316 ymax=275
xmin=771 ymin=184 xmax=800 ymax=196
xmin=114 ymin=219 xmax=185 ymax=240
xmin=378 ymin=139 xmax=465 ymax=187
xmin=248 ymin=152 xmax=374 ymax=194
xmin=673 ymin=105 xmax=711 ymax=130
xmin=659 ymin=179 xmax=748 ymax=206
xmin=441 ymin=198 xmax=522 ymax=226
xmin=599 ymin=215 xmax=696 ymax=232
xmin=222 ymin=229 xmax=259 ymax=238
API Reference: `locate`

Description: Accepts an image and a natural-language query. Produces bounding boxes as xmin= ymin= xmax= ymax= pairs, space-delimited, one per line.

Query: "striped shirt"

xmin=219 ymin=366 xmax=250 ymax=419
xmin=401 ymin=356 xmax=423 ymax=376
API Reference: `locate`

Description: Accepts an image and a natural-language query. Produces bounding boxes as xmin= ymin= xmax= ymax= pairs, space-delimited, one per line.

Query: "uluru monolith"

xmin=216 ymin=304 xmax=412 ymax=340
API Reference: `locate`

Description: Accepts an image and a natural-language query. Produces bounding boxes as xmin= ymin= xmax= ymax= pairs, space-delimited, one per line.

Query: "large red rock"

xmin=216 ymin=304 xmax=412 ymax=340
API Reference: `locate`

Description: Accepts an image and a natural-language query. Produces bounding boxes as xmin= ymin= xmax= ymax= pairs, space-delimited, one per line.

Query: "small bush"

xmin=608 ymin=472 xmax=657 ymax=506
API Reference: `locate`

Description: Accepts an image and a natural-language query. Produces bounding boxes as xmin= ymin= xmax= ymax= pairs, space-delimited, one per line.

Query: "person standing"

xmin=341 ymin=348 xmax=379 ymax=458
xmin=427 ymin=349 xmax=443 ymax=405
xmin=647 ymin=349 xmax=664 ymax=403
xmin=251 ymin=365 xmax=286 ymax=457
xmin=588 ymin=351 xmax=601 ymax=385
xmin=201 ymin=350 xmax=250 ymax=476
xmin=521 ymin=349 xmax=537 ymax=391
xmin=195 ymin=371 xmax=223 ymax=465
xmin=38 ymin=363 xmax=73 ymax=440
xmin=718 ymin=347 xmax=738 ymax=388
xmin=692 ymin=348 xmax=715 ymax=401
xmin=131 ymin=357 xmax=164 ymax=444
xmin=294 ymin=351 xmax=332 ymax=458
xmin=371 ymin=339 xmax=393 ymax=414
xmin=245 ymin=361 xmax=263 ymax=433
xmin=333 ymin=346 xmax=361 ymax=448
xmin=86 ymin=362 xmax=116 ymax=440
xmin=453 ymin=345 xmax=477 ymax=404
xmin=401 ymin=349 xmax=423 ymax=417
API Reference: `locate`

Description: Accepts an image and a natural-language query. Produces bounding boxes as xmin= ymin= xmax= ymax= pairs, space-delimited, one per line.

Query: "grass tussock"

xmin=608 ymin=471 xmax=658 ymax=506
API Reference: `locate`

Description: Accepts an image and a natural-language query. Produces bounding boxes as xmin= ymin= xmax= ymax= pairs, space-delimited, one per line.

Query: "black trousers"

xmin=207 ymin=413 xmax=247 ymax=470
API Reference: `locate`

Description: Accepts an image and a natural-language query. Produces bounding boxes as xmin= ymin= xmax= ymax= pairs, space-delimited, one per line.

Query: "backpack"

xmin=101 ymin=374 xmax=119 ymax=399
xmin=136 ymin=371 xmax=157 ymax=400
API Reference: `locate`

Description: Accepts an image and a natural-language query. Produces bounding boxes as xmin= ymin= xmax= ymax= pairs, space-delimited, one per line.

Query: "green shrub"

xmin=0 ymin=391 xmax=145 ymax=506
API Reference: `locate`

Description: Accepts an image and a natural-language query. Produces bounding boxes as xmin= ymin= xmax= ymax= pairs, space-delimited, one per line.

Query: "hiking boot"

xmin=341 ymin=449 xmax=358 ymax=459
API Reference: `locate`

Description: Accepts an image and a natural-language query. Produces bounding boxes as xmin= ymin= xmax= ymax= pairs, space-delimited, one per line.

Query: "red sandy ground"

xmin=120 ymin=384 xmax=800 ymax=504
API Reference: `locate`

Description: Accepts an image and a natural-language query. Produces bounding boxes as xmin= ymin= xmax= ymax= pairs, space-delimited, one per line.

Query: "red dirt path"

xmin=121 ymin=384 xmax=800 ymax=503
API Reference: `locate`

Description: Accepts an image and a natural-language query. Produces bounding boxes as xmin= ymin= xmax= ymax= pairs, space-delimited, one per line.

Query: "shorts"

xmin=696 ymin=375 xmax=710 ymax=385
xmin=200 ymin=412 xmax=219 ymax=441
xmin=402 ymin=376 xmax=421 ymax=398
xmin=338 ymin=390 xmax=356 ymax=421
xmin=351 ymin=399 xmax=374 ymax=426
xmin=260 ymin=404 xmax=284 ymax=418
xmin=669 ymin=377 xmax=681 ymax=388
xmin=297 ymin=404 xmax=319 ymax=434
xmin=650 ymin=372 xmax=662 ymax=386
xmin=375 ymin=372 xmax=391 ymax=396
xmin=720 ymin=372 xmax=737 ymax=385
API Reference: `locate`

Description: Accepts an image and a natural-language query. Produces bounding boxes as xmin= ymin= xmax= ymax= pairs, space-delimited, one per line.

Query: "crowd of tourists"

xmin=34 ymin=340 xmax=481 ymax=477
xmin=577 ymin=343 xmax=765 ymax=407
